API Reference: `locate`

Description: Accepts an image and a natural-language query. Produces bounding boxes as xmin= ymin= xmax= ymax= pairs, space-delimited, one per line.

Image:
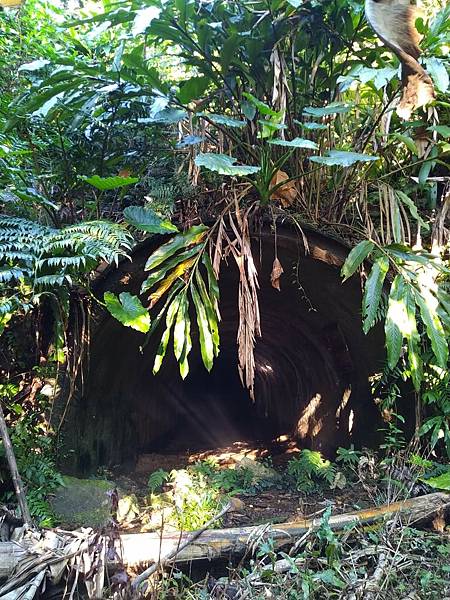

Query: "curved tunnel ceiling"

xmin=62 ymin=226 xmax=384 ymax=474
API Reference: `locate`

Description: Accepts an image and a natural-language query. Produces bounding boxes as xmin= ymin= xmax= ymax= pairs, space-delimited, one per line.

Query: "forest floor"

xmin=111 ymin=441 xmax=389 ymax=534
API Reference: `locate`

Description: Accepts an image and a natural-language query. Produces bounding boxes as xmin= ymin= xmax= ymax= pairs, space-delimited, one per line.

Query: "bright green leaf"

xmin=427 ymin=125 xmax=450 ymax=138
xmin=423 ymin=470 xmax=450 ymax=490
xmin=385 ymin=275 xmax=405 ymax=369
xmin=104 ymin=292 xmax=150 ymax=333
xmin=144 ymin=225 xmax=208 ymax=272
xmin=195 ymin=153 xmax=260 ymax=176
xmin=191 ymin=283 xmax=214 ymax=371
xmin=123 ymin=206 xmax=178 ymax=234
xmin=425 ymin=57 xmax=449 ymax=93
xmin=341 ymin=240 xmax=374 ymax=281
xmin=81 ymin=175 xmax=139 ymax=191
xmin=178 ymin=77 xmax=210 ymax=104
xmin=362 ymin=255 xmax=389 ymax=334
xmin=392 ymin=133 xmax=418 ymax=155
xmin=415 ymin=290 xmax=448 ymax=368
xmin=303 ymin=102 xmax=352 ymax=117
xmin=153 ymin=296 xmax=180 ymax=374
xmin=201 ymin=113 xmax=246 ymax=128
xmin=268 ymin=137 xmax=318 ymax=150
xmin=310 ymin=150 xmax=379 ymax=167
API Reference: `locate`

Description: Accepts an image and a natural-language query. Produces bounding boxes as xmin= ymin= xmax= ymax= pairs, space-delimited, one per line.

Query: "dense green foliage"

xmin=0 ymin=0 xmax=449 ymax=534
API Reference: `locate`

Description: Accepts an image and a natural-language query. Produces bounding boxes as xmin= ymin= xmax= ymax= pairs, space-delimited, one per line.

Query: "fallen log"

xmin=1 ymin=492 xmax=448 ymax=581
xmin=119 ymin=491 xmax=450 ymax=567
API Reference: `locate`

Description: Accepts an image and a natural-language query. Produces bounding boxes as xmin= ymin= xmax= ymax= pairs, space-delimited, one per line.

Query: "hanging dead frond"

xmin=227 ymin=209 xmax=261 ymax=400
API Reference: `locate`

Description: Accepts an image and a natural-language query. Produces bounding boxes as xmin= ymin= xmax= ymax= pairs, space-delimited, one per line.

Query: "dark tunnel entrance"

xmin=61 ymin=226 xmax=384 ymax=474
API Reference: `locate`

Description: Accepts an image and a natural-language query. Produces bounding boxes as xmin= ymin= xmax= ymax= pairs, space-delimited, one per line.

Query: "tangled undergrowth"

xmin=153 ymin=520 xmax=450 ymax=600
xmin=114 ymin=446 xmax=450 ymax=599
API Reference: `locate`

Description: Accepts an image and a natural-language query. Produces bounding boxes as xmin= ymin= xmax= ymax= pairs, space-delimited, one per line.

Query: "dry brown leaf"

xmin=432 ymin=508 xmax=446 ymax=533
xmin=270 ymin=257 xmax=284 ymax=291
xmin=270 ymin=170 xmax=297 ymax=207
xmin=118 ymin=169 xmax=131 ymax=178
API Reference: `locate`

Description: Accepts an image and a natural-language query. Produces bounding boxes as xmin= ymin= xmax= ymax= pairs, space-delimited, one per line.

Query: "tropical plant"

xmin=287 ymin=449 xmax=337 ymax=492
xmin=0 ymin=215 xmax=133 ymax=333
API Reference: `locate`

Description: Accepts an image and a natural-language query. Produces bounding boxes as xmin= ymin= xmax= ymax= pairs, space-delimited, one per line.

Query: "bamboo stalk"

xmin=0 ymin=399 xmax=33 ymax=527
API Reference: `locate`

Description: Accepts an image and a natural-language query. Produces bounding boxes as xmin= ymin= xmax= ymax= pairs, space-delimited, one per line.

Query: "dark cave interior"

xmin=62 ymin=227 xmax=385 ymax=474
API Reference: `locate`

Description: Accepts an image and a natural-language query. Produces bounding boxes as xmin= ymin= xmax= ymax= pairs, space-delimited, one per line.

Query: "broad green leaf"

xmin=385 ymin=275 xmax=405 ymax=368
xmin=146 ymin=280 xmax=184 ymax=340
xmin=178 ymin=77 xmax=210 ymax=104
xmin=424 ymin=57 xmax=449 ymax=93
xmin=191 ymin=282 xmax=214 ymax=371
xmin=415 ymin=290 xmax=448 ymax=368
xmin=392 ymin=133 xmax=418 ymax=155
xmin=298 ymin=122 xmax=327 ymax=131
xmin=395 ymin=191 xmax=429 ymax=230
xmin=195 ymin=153 xmax=260 ymax=176
xmin=123 ymin=206 xmax=178 ymax=234
xmin=0 ymin=312 xmax=12 ymax=336
xmin=149 ymin=256 xmax=196 ymax=307
xmin=241 ymin=101 xmax=256 ymax=121
xmin=202 ymin=253 xmax=220 ymax=303
xmin=138 ymin=108 xmax=187 ymax=124
xmin=13 ymin=188 xmax=58 ymax=211
xmin=176 ymin=135 xmax=204 ymax=148
xmin=174 ymin=292 xmax=187 ymax=361
xmin=179 ymin=295 xmax=192 ymax=379
xmin=303 ymin=102 xmax=352 ymax=117
xmin=141 ymin=246 xmax=200 ymax=294
xmin=104 ymin=292 xmax=150 ymax=333
xmin=242 ymin=92 xmax=278 ymax=116
xmin=201 ymin=113 xmax=246 ymax=128
xmin=341 ymin=240 xmax=375 ymax=281
xmin=362 ymin=255 xmax=389 ymax=334
xmin=423 ymin=470 xmax=450 ymax=490
xmin=427 ymin=125 xmax=450 ymax=138
xmin=404 ymin=286 xmax=422 ymax=391
xmin=153 ymin=296 xmax=180 ymax=374
xmin=145 ymin=225 xmax=208 ymax=272
xmin=195 ymin=269 xmax=219 ymax=356
xmin=81 ymin=175 xmax=139 ymax=190
xmin=310 ymin=150 xmax=379 ymax=167
xmin=122 ymin=52 xmax=166 ymax=90
xmin=268 ymin=138 xmax=318 ymax=150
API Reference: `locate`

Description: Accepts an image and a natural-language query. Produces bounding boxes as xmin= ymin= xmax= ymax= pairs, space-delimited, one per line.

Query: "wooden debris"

xmin=119 ymin=492 xmax=450 ymax=567
xmin=1 ymin=492 xmax=448 ymax=598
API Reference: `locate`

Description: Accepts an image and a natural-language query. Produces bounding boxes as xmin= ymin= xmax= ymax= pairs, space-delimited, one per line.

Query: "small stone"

xmin=238 ymin=457 xmax=278 ymax=483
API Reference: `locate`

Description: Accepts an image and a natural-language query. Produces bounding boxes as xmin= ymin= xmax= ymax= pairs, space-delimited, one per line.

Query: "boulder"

xmin=50 ymin=476 xmax=114 ymax=528
xmin=237 ymin=457 xmax=279 ymax=484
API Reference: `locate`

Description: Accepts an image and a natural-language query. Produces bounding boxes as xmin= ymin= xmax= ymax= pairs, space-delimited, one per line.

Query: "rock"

xmin=50 ymin=476 xmax=114 ymax=528
xmin=117 ymin=494 xmax=140 ymax=525
xmin=237 ymin=457 xmax=279 ymax=483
